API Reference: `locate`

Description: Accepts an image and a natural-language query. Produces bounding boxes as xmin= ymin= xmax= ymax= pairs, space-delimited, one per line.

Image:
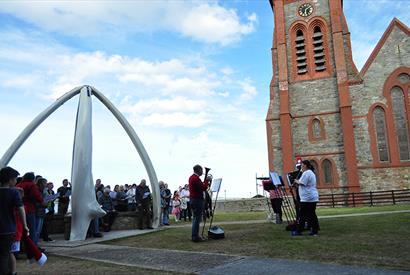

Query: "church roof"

xmin=360 ymin=18 xmax=410 ymax=77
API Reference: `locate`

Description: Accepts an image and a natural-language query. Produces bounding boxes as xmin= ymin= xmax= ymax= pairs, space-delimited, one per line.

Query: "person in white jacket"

xmin=294 ymin=160 xmax=319 ymax=236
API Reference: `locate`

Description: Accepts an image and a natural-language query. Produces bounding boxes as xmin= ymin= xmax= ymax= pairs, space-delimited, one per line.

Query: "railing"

xmin=317 ymin=189 xmax=410 ymax=207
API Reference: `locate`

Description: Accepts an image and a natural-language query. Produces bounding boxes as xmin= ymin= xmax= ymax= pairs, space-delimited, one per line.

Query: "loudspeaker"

xmin=208 ymin=225 xmax=225 ymax=239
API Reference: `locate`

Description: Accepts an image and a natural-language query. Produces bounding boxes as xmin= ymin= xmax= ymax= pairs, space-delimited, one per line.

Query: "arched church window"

xmin=295 ymin=29 xmax=308 ymax=75
xmin=310 ymin=160 xmax=319 ymax=185
xmin=397 ymin=73 xmax=409 ymax=84
xmin=312 ymin=26 xmax=326 ymax=72
xmin=322 ymin=159 xmax=333 ymax=184
xmin=312 ymin=118 xmax=321 ymax=139
xmin=373 ymin=107 xmax=390 ymax=162
xmin=391 ymin=87 xmax=410 ymax=160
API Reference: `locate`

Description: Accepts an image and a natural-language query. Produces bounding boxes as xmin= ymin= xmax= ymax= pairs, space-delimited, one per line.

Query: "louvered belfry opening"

xmin=295 ymin=29 xmax=308 ymax=75
xmin=313 ymin=26 xmax=326 ymax=72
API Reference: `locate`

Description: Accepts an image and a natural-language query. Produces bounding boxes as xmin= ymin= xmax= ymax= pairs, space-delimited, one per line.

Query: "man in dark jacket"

xmin=98 ymin=187 xmax=117 ymax=232
xmin=136 ymin=179 xmax=152 ymax=230
xmin=57 ymin=179 xmax=71 ymax=215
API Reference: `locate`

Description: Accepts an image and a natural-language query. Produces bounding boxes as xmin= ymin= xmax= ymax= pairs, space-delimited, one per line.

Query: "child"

xmin=171 ymin=191 xmax=181 ymax=222
xmin=0 ymin=167 xmax=29 ymax=275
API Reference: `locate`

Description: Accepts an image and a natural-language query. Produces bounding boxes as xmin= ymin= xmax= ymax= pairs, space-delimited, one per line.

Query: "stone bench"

xmin=44 ymin=211 xmax=140 ymax=240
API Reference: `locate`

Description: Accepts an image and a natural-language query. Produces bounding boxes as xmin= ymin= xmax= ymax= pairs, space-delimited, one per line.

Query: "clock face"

xmin=298 ymin=3 xmax=313 ymax=17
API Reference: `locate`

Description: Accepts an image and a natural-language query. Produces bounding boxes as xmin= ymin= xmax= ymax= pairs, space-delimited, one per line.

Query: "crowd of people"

xmin=0 ymin=167 xmax=49 ymax=275
xmin=0 ymin=163 xmax=215 ymax=274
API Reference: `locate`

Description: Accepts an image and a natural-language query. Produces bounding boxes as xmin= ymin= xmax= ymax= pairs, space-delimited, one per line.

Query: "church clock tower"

xmin=266 ymin=0 xmax=361 ymax=193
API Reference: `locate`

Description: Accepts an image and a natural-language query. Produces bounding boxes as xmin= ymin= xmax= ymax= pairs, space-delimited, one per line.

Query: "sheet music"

xmin=269 ymin=172 xmax=282 ymax=186
xmin=211 ymin=178 xmax=222 ymax=193
xmin=45 ymin=193 xmax=59 ymax=203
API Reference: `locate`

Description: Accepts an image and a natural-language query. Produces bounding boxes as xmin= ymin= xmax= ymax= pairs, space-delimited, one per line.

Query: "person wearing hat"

xmin=293 ymin=160 xmax=320 ymax=236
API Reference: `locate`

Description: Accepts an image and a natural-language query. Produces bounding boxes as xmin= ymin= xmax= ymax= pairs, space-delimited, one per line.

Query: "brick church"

xmin=266 ymin=0 xmax=410 ymax=193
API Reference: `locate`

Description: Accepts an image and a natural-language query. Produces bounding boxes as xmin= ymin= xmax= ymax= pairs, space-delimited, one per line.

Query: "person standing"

xmin=294 ymin=160 xmax=320 ymax=236
xmin=180 ymin=184 xmax=191 ymax=222
xmin=269 ymin=186 xmax=283 ymax=224
xmin=0 ymin=166 xmax=29 ymax=275
xmin=189 ymin=165 xmax=211 ymax=242
xmin=171 ymin=191 xmax=181 ymax=222
xmin=41 ymin=182 xmax=55 ymax=242
xmin=164 ymin=183 xmax=172 ymax=223
xmin=35 ymin=178 xmax=48 ymax=244
xmin=126 ymin=184 xmax=137 ymax=211
xmin=89 ymin=179 xmax=103 ymax=238
xmin=136 ymin=179 xmax=153 ymax=230
xmin=159 ymin=182 xmax=167 ymax=225
xmin=57 ymin=179 xmax=71 ymax=216
xmin=16 ymin=172 xmax=45 ymax=245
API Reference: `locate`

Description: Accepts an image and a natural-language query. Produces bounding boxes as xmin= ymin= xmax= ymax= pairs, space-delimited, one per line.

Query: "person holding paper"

xmin=136 ymin=179 xmax=153 ymax=230
xmin=293 ymin=160 xmax=319 ymax=236
xmin=57 ymin=179 xmax=71 ymax=216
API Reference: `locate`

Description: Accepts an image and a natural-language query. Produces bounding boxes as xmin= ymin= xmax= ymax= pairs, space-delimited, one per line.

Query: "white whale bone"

xmin=70 ymin=86 xmax=106 ymax=241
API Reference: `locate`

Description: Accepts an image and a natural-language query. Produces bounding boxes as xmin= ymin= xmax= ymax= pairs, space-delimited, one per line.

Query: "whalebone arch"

xmin=0 ymin=85 xmax=160 ymax=240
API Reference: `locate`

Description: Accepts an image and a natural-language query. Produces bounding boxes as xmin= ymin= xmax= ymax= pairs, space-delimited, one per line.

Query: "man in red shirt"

xmin=189 ymin=165 xmax=211 ymax=242
xmin=16 ymin=172 xmax=45 ymax=245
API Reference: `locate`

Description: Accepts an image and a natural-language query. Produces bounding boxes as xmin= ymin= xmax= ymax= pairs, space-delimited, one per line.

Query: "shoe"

xmin=164 ymin=223 xmax=170 ymax=226
xmin=309 ymin=232 xmax=318 ymax=236
xmin=291 ymin=231 xmax=302 ymax=236
xmin=93 ymin=232 xmax=103 ymax=238
xmin=44 ymin=238 xmax=55 ymax=242
xmin=192 ymin=237 xmax=205 ymax=242
xmin=147 ymin=227 xmax=154 ymax=229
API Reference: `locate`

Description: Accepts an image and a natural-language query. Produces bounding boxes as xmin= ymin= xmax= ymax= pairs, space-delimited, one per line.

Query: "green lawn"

xmin=169 ymin=204 xmax=410 ymax=223
xmin=107 ymin=206 xmax=410 ymax=271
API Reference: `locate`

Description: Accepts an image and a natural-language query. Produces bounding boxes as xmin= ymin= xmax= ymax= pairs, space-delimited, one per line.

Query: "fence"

xmin=317 ymin=189 xmax=410 ymax=207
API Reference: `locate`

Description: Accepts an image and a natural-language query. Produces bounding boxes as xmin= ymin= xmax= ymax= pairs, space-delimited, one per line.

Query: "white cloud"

xmin=0 ymin=32 xmax=262 ymax=130
xmin=1 ymin=72 xmax=40 ymax=88
xmin=179 ymin=4 xmax=257 ymax=45
xmin=0 ymin=1 xmax=257 ymax=46
xmin=120 ymin=96 xmax=206 ymax=114
xmin=218 ymin=91 xmax=230 ymax=97
xmin=141 ymin=112 xmax=211 ymax=128
xmin=118 ymin=96 xmax=212 ymax=127
xmin=238 ymin=78 xmax=257 ymax=102
xmin=221 ymin=67 xmax=234 ymax=75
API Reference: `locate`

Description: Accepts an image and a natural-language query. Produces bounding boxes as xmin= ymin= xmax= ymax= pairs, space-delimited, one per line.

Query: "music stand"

xmin=207 ymin=178 xmax=225 ymax=239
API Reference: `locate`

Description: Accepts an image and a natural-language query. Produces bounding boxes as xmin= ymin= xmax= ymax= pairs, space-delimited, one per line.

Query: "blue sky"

xmin=0 ymin=0 xmax=408 ymax=198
